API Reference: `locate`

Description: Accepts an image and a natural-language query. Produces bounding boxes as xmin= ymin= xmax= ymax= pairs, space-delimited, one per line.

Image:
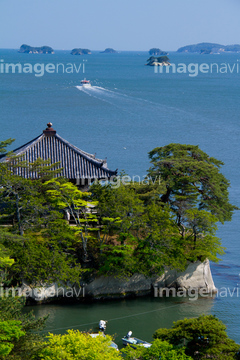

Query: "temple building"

xmin=0 ymin=123 xmax=117 ymax=187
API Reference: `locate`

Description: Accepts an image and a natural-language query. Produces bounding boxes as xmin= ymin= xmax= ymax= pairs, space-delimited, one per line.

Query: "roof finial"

xmin=43 ymin=122 xmax=56 ymax=136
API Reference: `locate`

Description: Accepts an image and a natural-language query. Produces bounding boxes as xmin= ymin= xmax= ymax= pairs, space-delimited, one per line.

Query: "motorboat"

xmin=122 ymin=331 xmax=152 ymax=348
xmin=80 ymin=79 xmax=91 ymax=87
xmin=90 ymin=330 xmax=118 ymax=351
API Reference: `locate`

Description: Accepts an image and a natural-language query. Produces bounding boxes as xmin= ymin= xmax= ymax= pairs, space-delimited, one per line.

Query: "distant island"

xmin=177 ymin=42 xmax=240 ymax=54
xmin=100 ymin=48 xmax=117 ymax=53
xmin=149 ymin=48 xmax=168 ymax=56
xmin=71 ymin=48 xmax=91 ymax=55
xmin=146 ymin=55 xmax=170 ymax=66
xmin=19 ymin=44 xmax=54 ymax=54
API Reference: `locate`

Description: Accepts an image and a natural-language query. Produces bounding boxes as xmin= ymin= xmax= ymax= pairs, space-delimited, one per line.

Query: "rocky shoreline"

xmin=21 ymin=259 xmax=216 ymax=304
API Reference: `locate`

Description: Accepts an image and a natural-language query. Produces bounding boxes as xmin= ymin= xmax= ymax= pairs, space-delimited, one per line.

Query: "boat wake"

xmin=75 ymin=85 xmax=194 ymax=121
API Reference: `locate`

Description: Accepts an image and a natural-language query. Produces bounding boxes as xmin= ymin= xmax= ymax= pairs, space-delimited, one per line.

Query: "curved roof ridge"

xmin=0 ymin=134 xmax=44 ymax=160
xmin=55 ymin=134 xmax=105 ymax=166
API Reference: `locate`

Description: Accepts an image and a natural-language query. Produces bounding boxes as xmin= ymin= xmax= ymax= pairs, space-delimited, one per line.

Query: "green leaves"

xmin=0 ymin=296 xmax=47 ymax=359
xmin=39 ymin=331 xmax=122 ymax=360
xmin=0 ymin=320 xmax=25 ymax=356
xmin=122 ymin=339 xmax=191 ymax=360
xmin=153 ymin=315 xmax=240 ymax=359
xmin=148 ymin=143 xmax=237 ymax=223
xmin=0 ymin=139 xmax=15 ymax=154
xmin=147 ymin=143 xmax=238 ymax=263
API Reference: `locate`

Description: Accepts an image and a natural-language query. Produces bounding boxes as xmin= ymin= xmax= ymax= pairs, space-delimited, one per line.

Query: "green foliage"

xmin=0 ymin=296 xmax=47 ymax=359
xmin=5 ymin=235 xmax=82 ymax=287
xmin=0 ymin=138 xmax=236 ymax=285
xmin=122 ymin=339 xmax=191 ymax=360
xmin=90 ymin=180 xmax=144 ymax=242
xmin=135 ymin=203 xmax=187 ymax=275
xmin=0 ymin=320 xmax=25 ymax=356
xmin=147 ymin=143 xmax=237 ymax=262
xmin=44 ymin=179 xmax=98 ymax=262
xmin=39 ymin=330 xmax=121 ymax=360
xmin=99 ymin=242 xmax=137 ymax=277
xmin=0 ymin=139 xmax=15 ymax=154
xmin=184 ymin=209 xmax=225 ymax=262
xmin=153 ymin=315 xmax=240 ymax=359
xmin=0 ymin=172 xmax=58 ymax=235
xmin=0 ymin=243 xmax=14 ymax=269
xmin=148 ymin=143 xmax=237 ymax=223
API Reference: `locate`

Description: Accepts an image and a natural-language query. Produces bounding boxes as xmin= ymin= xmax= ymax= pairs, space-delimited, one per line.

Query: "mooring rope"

xmin=40 ymin=303 xmax=186 ymax=333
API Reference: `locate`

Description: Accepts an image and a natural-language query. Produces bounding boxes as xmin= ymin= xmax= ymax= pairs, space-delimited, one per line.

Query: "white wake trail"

xmin=75 ymin=85 xmax=202 ymax=123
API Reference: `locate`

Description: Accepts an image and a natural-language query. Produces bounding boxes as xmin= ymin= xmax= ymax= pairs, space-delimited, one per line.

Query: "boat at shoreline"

xmin=122 ymin=331 xmax=152 ymax=348
xmin=80 ymin=79 xmax=91 ymax=87
xmin=90 ymin=332 xmax=118 ymax=351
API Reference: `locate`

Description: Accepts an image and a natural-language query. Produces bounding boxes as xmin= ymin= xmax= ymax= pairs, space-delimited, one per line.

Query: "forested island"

xmin=177 ymin=42 xmax=240 ymax=53
xmin=0 ymin=138 xmax=238 ymax=358
xmin=0 ymin=140 xmax=236 ymax=292
xmin=149 ymin=48 xmax=168 ymax=56
xmin=100 ymin=48 xmax=117 ymax=53
xmin=19 ymin=44 xmax=54 ymax=54
xmin=146 ymin=55 xmax=170 ymax=66
xmin=71 ymin=48 xmax=91 ymax=55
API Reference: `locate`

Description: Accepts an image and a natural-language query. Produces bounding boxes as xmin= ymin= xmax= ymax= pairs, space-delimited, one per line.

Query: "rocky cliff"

xmin=21 ymin=260 xmax=216 ymax=303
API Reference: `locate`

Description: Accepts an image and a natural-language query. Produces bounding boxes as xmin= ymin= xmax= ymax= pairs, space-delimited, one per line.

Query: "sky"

xmin=0 ymin=0 xmax=240 ymax=51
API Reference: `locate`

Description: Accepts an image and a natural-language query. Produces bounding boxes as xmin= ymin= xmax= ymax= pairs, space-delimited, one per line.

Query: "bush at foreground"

xmin=122 ymin=339 xmax=191 ymax=359
xmin=39 ymin=330 xmax=122 ymax=360
xmin=153 ymin=315 xmax=240 ymax=360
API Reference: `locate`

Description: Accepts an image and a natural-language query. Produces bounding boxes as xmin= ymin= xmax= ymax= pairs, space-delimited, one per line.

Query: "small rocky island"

xmin=146 ymin=55 xmax=170 ymax=66
xmin=19 ymin=44 xmax=54 ymax=54
xmin=177 ymin=42 xmax=240 ymax=54
xmin=149 ymin=48 xmax=168 ymax=56
xmin=71 ymin=48 xmax=91 ymax=55
xmin=100 ymin=48 xmax=117 ymax=53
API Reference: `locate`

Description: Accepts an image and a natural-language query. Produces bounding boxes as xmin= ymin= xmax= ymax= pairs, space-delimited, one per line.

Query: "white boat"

xmin=99 ymin=320 xmax=107 ymax=331
xmin=80 ymin=79 xmax=91 ymax=87
xmin=90 ymin=332 xmax=118 ymax=351
xmin=122 ymin=331 xmax=152 ymax=349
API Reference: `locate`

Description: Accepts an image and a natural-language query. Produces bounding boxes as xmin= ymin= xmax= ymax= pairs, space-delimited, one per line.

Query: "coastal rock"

xmin=149 ymin=61 xmax=170 ymax=66
xmin=20 ymin=260 xmax=216 ymax=303
xmin=146 ymin=55 xmax=170 ymax=66
xmin=20 ymin=282 xmax=83 ymax=303
xmin=85 ymin=259 xmax=216 ymax=299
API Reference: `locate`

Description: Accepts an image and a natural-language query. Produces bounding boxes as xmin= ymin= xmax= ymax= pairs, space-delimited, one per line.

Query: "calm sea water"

xmin=0 ymin=49 xmax=240 ymax=345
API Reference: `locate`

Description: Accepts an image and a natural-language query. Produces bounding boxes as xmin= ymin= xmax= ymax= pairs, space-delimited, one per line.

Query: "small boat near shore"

xmin=90 ymin=320 xmax=118 ymax=350
xmin=80 ymin=79 xmax=91 ymax=87
xmin=122 ymin=331 xmax=152 ymax=348
xmin=99 ymin=320 xmax=107 ymax=331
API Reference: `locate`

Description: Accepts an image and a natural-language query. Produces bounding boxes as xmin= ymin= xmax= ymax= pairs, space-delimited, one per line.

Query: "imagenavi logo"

xmin=154 ymin=60 xmax=240 ymax=77
xmin=0 ymin=59 xmax=87 ymax=77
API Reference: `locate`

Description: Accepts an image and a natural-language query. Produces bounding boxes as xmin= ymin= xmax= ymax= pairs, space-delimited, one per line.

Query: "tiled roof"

xmin=0 ymin=123 xmax=117 ymax=180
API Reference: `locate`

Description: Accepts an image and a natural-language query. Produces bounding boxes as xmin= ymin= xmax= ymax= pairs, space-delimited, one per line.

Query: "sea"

xmin=0 ymin=49 xmax=240 ymax=346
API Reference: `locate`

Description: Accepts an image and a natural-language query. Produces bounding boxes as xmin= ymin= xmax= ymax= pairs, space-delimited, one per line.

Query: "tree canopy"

xmin=153 ymin=315 xmax=240 ymax=360
xmin=39 ymin=331 xmax=121 ymax=360
xmin=148 ymin=143 xmax=237 ymax=223
xmin=0 ymin=140 xmax=236 ymax=286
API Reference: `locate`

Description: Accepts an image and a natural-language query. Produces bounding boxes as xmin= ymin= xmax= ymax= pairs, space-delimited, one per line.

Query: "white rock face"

xmin=85 ymin=259 xmax=216 ymax=298
xmin=20 ymin=260 xmax=216 ymax=302
xmin=20 ymin=282 xmax=83 ymax=302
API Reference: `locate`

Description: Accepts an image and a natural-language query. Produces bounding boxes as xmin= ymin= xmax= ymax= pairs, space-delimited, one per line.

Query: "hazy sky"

xmin=1 ymin=0 xmax=240 ymax=51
